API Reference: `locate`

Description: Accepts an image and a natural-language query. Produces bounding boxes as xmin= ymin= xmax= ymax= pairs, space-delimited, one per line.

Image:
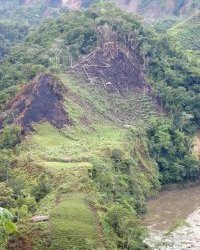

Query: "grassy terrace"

xmin=21 ymin=121 xmax=124 ymax=249
xmin=28 ymin=122 xmax=125 ymax=162
xmin=50 ymin=193 xmax=104 ymax=250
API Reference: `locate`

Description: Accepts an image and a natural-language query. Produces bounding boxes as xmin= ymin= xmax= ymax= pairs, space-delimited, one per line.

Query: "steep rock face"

xmin=62 ymin=0 xmax=81 ymax=9
xmin=116 ymin=0 xmax=199 ymax=21
xmin=21 ymin=0 xmax=81 ymax=8
xmin=0 ymin=73 xmax=70 ymax=131
xmin=20 ymin=0 xmax=199 ymax=20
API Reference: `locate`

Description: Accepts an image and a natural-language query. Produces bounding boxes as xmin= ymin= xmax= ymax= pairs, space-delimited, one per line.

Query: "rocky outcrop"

xmin=21 ymin=0 xmax=81 ymax=8
xmin=115 ymin=0 xmax=199 ymax=22
xmin=20 ymin=0 xmax=199 ymax=21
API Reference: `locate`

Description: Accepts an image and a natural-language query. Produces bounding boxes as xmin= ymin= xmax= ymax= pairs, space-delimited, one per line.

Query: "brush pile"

xmin=71 ymin=26 xmax=146 ymax=95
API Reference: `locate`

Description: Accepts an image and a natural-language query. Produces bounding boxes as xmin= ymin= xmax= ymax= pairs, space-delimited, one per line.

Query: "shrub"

xmin=0 ymin=125 xmax=22 ymax=149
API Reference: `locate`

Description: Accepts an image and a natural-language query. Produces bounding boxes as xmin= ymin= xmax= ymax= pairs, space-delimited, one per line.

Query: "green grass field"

xmin=30 ymin=122 xmax=124 ymax=162
xmin=50 ymin=193 xmax=105 ymax=250
xmin=43 ymin=161 xmax=92 ymax=171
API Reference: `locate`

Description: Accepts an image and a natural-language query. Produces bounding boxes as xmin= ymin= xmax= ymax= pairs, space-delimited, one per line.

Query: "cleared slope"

xmin=0 ymin=73 xmax=70 ymax=131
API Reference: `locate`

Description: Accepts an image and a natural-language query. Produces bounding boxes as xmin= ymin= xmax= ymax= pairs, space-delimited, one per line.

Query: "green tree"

xmin=0 ymin=207 xmax=17 ymax=244
xmin=0 ymin=125 xmax=22 ymax=149
xmin=0 ymin=182 xmax=14 ymax=208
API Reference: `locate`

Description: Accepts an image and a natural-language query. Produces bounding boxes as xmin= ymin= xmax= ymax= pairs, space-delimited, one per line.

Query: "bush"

xmin=31 ymin=174 xmax=52 ymax=202
xmin=0 ymin=182 xmax=14 ymax=208
xmin=0 ymin=125 xmax=22 ymax=149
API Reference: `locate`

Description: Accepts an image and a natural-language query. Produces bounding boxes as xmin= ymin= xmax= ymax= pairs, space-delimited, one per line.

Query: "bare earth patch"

xmin=0 ymin=73 xmax=70 ymax=131
xmin=193 ymin=134 xmax=200 ymax=157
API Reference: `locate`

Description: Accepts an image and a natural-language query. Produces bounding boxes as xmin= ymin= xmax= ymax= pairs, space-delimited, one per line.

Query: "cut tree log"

xmin=31 ymin=215 xmax=49 ymax=222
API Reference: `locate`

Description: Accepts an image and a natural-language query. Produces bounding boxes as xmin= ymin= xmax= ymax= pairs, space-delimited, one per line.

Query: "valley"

xmin=0 ymin=1 xmax=199 ymax=250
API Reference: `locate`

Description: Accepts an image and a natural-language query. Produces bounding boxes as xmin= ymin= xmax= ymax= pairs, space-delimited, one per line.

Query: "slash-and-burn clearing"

xmin=0 ymin=73 xmax=70 ymax=131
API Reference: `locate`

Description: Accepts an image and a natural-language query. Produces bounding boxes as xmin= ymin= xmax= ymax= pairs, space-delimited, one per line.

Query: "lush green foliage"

xmin=50 ymin=193 xmax=104 ymax=250
xmin=0 ymin=125 xmax=22 ymax=149
xmin=0 ymin=207 xmax=17 ymax=243
xmin=144 ymin=28 xmax=200 ymax=128
xmin=169 ymin=11 xmax=200 ymax=51
xmin=147 ymin=119 xmax=200 ymax=184
xmin=0 ymin=0 xmax=45 ymax=60
xmin=90 ymin=129 xmax=160 ymax=248
xmin=0 ymin=124 xmax=53 ymax=247
xmin=0 ymin=21 xmax=29 ymax=59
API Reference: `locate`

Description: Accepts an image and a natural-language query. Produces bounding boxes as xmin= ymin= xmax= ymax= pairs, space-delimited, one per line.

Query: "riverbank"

xmin=145 ymin=208 xmax=200 ymax=250
xmin=143 ymin=184 xmax=200 ymax=250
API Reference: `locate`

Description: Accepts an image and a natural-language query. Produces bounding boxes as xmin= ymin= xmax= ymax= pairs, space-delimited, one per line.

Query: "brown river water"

xmin=143 ymin=185 xmax=200 ymax=230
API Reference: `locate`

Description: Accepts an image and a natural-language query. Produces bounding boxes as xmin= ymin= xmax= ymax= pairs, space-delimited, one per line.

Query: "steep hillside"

xmin=168 ymin=10 xmax=200 ymax=51
xmin=0 ymin=2 xmax=199 ymax=127
xmin=20 ymin=0 xmax=94 ymax=8
xmin=0 ymin=3 xmax=199 ymax=250
xmin=19 ymin=0 xmax=200 ymax=18
xmin=116 ymin=0 xmax=200 ymax=21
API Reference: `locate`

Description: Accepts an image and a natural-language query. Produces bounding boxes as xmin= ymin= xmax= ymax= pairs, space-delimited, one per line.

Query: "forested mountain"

xmin=0 ymin=1 xmax=199 ymax=250
xmin=0 ymin=0 xmax=65 ymax=59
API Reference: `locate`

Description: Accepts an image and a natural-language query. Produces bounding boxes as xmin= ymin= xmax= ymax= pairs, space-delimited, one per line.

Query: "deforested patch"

xmin=0 ymin=73 xmax=70 ymax=131
xmin=71 ymin=41 xmax=146 ymax=95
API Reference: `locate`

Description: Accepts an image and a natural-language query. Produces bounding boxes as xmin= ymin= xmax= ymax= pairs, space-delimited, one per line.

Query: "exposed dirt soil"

xmin=194 ymin=134 xmax=200 ymax=157
xmin=71 ymin=41 xmax=146 ymax=95
xmin=116 ymin=0 xmax=140 ymax=13
xmin=62 ymin=0 xmax=81 ymax=9
xmin=0 ymin=73 xmax=70 ymax=131
xmin=8 ymin=236 xmax=33 ymax=250
xmin=22 ymin=0 xmax=81 ymax=8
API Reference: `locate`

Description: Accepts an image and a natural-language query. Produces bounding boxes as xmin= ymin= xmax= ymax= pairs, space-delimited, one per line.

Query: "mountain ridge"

xmin=20 ymin=0 xmax=200 ymax=20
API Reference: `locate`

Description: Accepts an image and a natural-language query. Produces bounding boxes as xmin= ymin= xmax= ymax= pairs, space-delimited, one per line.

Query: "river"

xmin=143 ymin=185 xmax=200 ymax=250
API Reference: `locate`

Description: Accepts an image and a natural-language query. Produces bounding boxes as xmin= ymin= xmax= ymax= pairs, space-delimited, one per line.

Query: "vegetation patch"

xmin=169 ymin=11 xmax=200 ymax=51
xmin=28 ymin=122 xmax=124 ymax=161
